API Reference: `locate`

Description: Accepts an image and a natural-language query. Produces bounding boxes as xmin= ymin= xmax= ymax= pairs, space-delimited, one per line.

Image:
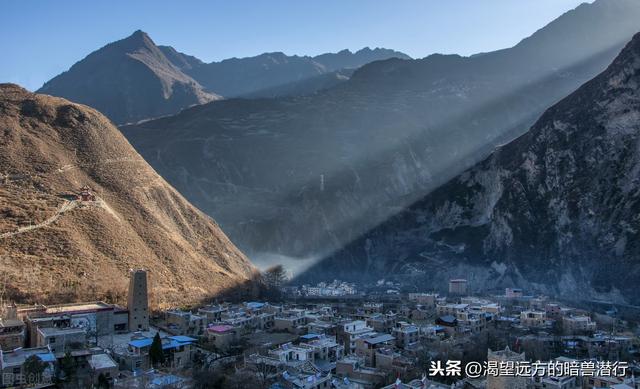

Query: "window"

xmin=49 ymin=337 xmax=56 ymax=344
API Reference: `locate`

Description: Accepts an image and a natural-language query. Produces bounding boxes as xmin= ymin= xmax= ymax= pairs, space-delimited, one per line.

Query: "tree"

xmin=149 ymin=332 xmax=165 ymax=367
xmin=96 ymin=373 xmax=110 ymax=388
xmin=59 ymin=352 xmax=78 ymax=382
xmin=263 ymin=265 xmax=287 ymax=289
xmin=192 ymin=368 xmax=227 ymax=389
xmin=261 ymin=264 xmax=288 ymax=300
xmin=23 ymin=355 xmax=47 ymax=386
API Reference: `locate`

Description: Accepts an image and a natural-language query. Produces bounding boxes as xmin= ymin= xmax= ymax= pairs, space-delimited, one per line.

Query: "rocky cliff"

xmin=301 ymin=32 xmax=640 ymax=304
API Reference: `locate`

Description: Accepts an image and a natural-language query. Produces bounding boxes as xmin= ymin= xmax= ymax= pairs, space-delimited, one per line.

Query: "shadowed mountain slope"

xmin=123 ymin=0 xmax=640 ymax=266
xmin=301 ymin=32 xmax=640 ymax=304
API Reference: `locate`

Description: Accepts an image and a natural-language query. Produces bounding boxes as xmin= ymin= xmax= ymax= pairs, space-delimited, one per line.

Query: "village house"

xmin=165 ymin=309 xmax=205 ymax=336
xmin=274 ymin=311 xmax=308 ymax=333
xmin=367 ymin=313 xmax=397 ymax=333
xmin=0 ymin=319 xmax=25 ymax=351
xmin=308 ymin=320 xmax=337 ymax=336
xmin=436 ymin=303 xmax=469 ymax=318
xmin=335 ymin=355 xmax=388 ymax=388
xmin=0 ymin=346 xmax=56 ymax=387
xmin=563 ymin=315 xmax=597 ymax=334
xmin=354 ymin=333 xmax=395 ymax=367
xmin=197 ymin=304 xmax=228 ymax=323
xmin=448 ymin=279 xmax=468 ymax=295
xmin=407 ymin=293 xmax=438 ymax=308
xmin=114 ymin=334 xmax=196 ymax=371
xmin=35 ymin=326 xmax=86 ymax=354
xmin=337 ymin=320 xmax=375 ymax=354
xmin=206 ymin=324 xmax=238 ymax=351
xmin=392 ymin=322 xmax=419 ymax=350
xmin=520 ymin=310 xmax=548 ymax=328
xmin=88 ymin=352 xmax=118 ymax=386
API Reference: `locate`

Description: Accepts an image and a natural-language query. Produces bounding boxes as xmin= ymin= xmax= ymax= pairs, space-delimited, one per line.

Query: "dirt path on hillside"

xmin=0 ymin=200 xmax=78 ymax=239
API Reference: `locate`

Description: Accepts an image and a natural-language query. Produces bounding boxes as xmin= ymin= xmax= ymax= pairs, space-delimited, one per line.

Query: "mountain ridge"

xmin=37 ymin=31 xmax=410 ymax=123
xmin=122 ymin=0 xmax=640 ymax=264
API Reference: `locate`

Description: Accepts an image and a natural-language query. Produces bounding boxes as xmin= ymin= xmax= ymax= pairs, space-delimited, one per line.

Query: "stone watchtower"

xmin=127 ymin=269 xmax=149 ymax=331
xmin=486 ymin=347 xmax=527 ymax=389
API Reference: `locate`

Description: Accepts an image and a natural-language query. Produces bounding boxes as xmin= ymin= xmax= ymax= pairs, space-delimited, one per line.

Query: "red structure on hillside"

xmin=77 ymin=185 xmax=96 ymax=201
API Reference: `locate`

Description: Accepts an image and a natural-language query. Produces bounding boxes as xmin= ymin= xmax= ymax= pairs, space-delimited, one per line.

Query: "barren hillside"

xmin=0 ymin=84 xmax=255 ymax=308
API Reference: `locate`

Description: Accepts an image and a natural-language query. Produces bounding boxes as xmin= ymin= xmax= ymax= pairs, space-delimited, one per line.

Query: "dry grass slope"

xmin=0 ymin=84 xmax=256 ymax=308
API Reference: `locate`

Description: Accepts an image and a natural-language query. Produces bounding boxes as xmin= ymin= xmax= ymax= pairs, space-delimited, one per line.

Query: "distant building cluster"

xmin=1 ymin=276 xmax=639 ymax=388
xmin=287 ymin=280 xmax=359 ymax=297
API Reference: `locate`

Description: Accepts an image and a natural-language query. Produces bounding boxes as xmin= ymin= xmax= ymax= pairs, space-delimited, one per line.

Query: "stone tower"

xmin=127 ymin=269 xmax=149 ymax=331
xmin=486 ymin=347 xmax=527 ymax=389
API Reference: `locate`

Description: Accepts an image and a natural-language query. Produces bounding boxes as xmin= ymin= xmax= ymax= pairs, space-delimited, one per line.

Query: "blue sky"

xmin=2 ymin=0 xmax=591 ymax=91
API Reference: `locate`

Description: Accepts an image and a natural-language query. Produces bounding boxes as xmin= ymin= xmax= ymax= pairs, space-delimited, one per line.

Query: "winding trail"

xmin=2 ymin=158 xmax=138 ymax=239
xmin=0 ymin=200 xmax=78 ymax=239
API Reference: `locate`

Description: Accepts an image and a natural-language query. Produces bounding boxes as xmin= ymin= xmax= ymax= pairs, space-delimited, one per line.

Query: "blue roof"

xmin=162 ymin=339 xmax=193 ymax=350
xmin=438 ymin=315 xmax=456 ymax=323
xmin=36 ymin=353 xmax=56 ymax=362
xmin=151 ymin=375 xmax=183 ymax=386
xmin=300 ymin=333 xmax=321 ymax=340
xmin=246 ymin=302 xmax=265 ymax=309
xmin=129 ymin=338 xmax=153 ymax=348
xmin=169 ymin=335 xmax=197 ymax=343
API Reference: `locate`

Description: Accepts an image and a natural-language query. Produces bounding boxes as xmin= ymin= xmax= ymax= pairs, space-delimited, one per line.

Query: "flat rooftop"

xmin=0 ymin=318 xmax=25 ymax=328
xmin=89 ymin=353 xmax=118 ymax=370
xmin=363 ymin=334 xmax=395 ymax=345
xmin=1 ymin=347 xmax=55 ymax=367
xmin=45 ymin=301 xmax=113 ymax=314
xmin=38 ymin=326 xmax=86 ymax=337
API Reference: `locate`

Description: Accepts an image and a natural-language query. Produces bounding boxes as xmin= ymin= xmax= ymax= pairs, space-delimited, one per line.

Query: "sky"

xmin=2 ymin=0 xmax=592 ymax=91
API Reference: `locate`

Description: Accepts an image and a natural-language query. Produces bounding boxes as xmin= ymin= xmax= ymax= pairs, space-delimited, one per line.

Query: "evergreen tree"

xmin=60 ymin=352 xmax=77 ymax=381
xmin=23 ymin=355 xmax=46 ymax=386
xmin=97 ymin=372 xmax=110 ymax=388
xmin=149 ymin=332 xmax=165 ymax=366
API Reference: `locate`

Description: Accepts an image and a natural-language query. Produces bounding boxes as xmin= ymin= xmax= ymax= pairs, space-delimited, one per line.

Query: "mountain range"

xmin=0 ymin=84 xmax=255 ymax=308
xmin=37 ymin=32 xmax=409 ymax=124
xmin=183 ymin=47 xmax=410 ymax=98
xmin=122 ymin=0 xmax=640 ymax=272
xmin=299 ymin=31 xmax=640 ymax=304
xmin=37 ymin=31 xmax=220 ymax=125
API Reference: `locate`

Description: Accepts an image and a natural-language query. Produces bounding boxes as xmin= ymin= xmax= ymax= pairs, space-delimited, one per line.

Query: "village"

xmin=1 ymin=270 xmax=639 ymax=389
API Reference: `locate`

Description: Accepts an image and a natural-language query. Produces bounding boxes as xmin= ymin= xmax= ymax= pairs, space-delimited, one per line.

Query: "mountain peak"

xmin=37 ymin=30 xmax=219 ymax=124
xmin=110 ymin=29 xmax=156 ymax=52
